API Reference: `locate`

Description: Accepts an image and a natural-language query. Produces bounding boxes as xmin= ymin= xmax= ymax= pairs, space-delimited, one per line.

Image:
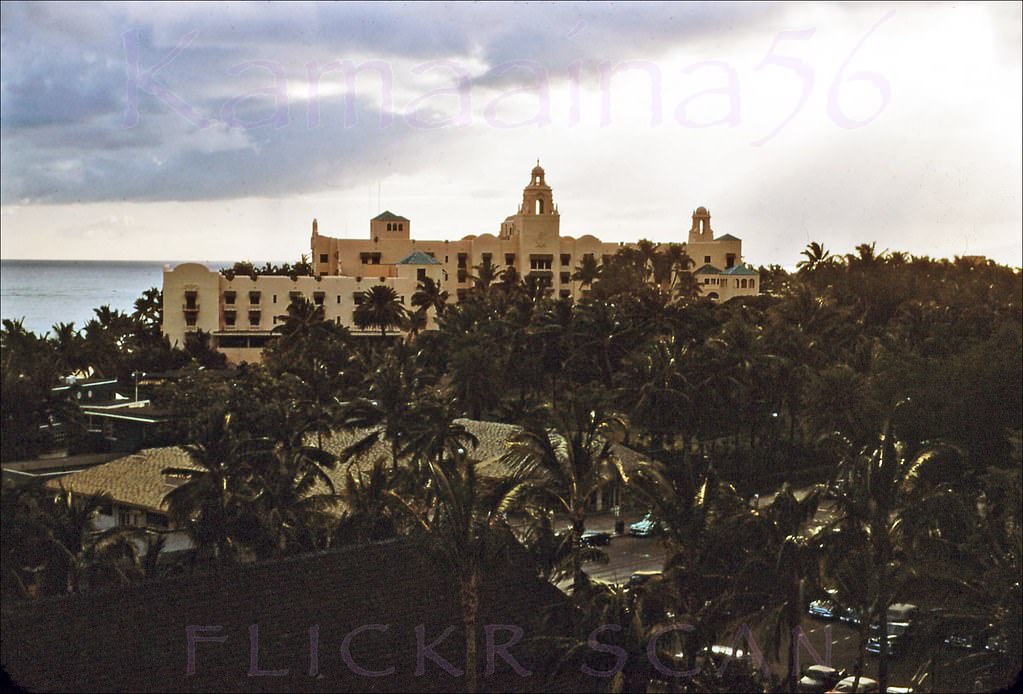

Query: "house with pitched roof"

xmin=46 ymin=419 xmax=645 ymax=543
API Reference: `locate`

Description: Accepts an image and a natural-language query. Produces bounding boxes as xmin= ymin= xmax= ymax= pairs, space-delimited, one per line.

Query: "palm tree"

xmin=471 ymin=257 xmax=500 ymax=294
xmin=272 ymin=294 xmax=326 ymax=344
xmin=132 ymin=287 xmax=163 ymax=336
xmin=411 ymin=276 xmax=449 ymax=323
xmin=403 ymin=449 xmax=527 ymax=694
xmin=501 ymin=391 xmax=631 ymax=593
xmin=162 ymin=409 xmax=254 ymax=563
xmin=797 ymin=242 xmax=832 ymax=274
xmin=244 ymin=438 xmax=338 ymax=558
xmin=821 ymin=403 xmax=967 ymax=694
xmin=732 ymin=484 xmax=823 ymax=692
xmin=615 ymin=333 xmax=698 ymax=453
xmin=628 ymin=451 xmax=750 ymax=658
xmin=333 ymin=457 xmax=412 ymax=546
xmin=336 ymin=345 xmax=425 ymax=471
xmin=49 ymin=322 xmax=85 ymax=375
xmin=571 ymin=254 xmax=601 ymax=288
xmin=353 ymin=285 xmax=408 ymax=337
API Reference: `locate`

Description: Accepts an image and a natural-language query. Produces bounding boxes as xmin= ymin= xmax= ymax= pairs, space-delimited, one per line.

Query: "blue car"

xmin=628 ymin=514 xmax=661 ymax=537
xmin=808 ymin=599 xmax=840 ymax=620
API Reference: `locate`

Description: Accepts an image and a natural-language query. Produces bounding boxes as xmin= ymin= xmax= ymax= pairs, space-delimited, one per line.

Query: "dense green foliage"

xmin=2 ymin=242 xmax=1021 ymax=692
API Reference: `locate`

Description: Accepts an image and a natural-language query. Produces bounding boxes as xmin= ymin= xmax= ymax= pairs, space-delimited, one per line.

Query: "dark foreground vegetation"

xmin=2 ymin=242 xmax=1021 ymax=692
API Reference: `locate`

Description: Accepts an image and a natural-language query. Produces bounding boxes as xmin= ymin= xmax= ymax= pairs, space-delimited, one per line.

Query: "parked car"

xmin=828 ymin=675 xmax=880 ymax=693
xmin=866 ymin=621 xmax=912 ymax=656
xmin=838 ymin=606 xmax=863 ymax=626
xmin=809 ymin=589 xmax=841 ymax=620
xmin=580 ymin=529 xmax=612 ymax=547
xmin=627 ymin=570 xmax=662 ymax=588
xmin=886 ymin=603 xmax=918 ymax=622
xmin=628 ymin=513 xmax=663 ymax=537
xmin=797 ymin=665 xmax=845 ymax=692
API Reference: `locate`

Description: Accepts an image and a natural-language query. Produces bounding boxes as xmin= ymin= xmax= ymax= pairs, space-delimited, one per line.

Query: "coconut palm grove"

xmin=2 ymin=243 xmax=1021 ymax=693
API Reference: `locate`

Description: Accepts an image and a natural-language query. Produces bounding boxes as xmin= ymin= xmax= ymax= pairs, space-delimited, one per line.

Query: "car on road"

xmin=581 ymin=529 xmax=611 ymax=547
xmin=628 ymin=513 xmax=664 ymax=537
xmin=838 ymin=606 xmax=863 ymax=626
xmin=866 ymin=620 xmax=912 ymax=656
xmin=627 ymin=570 xmax=662 ymax=589
xmin=828 ymin=675 xmax=879 ymax=693
xmin=809 ymin=589 xmax=841 ymax=620
xmin=797 ymin=665 xmax=845 ymax=692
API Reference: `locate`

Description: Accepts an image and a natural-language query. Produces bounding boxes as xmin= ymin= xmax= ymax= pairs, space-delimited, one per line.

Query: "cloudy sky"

xmin=1 ymin=1 xmax=1020 ymax=267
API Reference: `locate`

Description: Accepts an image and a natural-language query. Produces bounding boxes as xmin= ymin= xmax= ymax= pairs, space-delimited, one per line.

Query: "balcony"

xmin=182 ymin=304 xmax=200 ymax=313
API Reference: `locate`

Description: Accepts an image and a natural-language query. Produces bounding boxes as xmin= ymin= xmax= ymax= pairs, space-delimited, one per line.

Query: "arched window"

xmin=536 ymin=198 xmax=544 ymax=214
xmin=398 ymin=223 xmax=403 ymax=231
xmin=740 ymin=279 xmax=747 ymax=288
xmin=386 ymin=223 xmax=392 ymax=231
xmin=750 ymin=279 xmax=755 ymax=289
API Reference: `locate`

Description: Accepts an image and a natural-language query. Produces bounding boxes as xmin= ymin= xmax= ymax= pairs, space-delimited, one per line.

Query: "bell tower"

xmin=688 ymin=206 xmax=713 ymax=243
xmin=521 ymin=161 xmax=556 ymax=217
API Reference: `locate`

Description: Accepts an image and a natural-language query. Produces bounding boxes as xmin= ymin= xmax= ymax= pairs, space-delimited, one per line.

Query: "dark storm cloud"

xmin=0 ymin=1 xmax=785 ymax=205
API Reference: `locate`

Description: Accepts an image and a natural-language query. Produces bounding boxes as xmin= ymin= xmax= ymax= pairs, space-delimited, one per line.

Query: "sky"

xmin=1 ymin=1 xmax=1021 ymax=268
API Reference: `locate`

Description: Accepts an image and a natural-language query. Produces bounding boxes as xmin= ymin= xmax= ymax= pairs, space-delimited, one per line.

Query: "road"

xmin=545 ymin=503 xmax=928 ymax=691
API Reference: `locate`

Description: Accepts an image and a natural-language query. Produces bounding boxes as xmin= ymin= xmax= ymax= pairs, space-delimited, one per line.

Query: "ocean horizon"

xmin=0 ymin=259 xmax=282 ymax=336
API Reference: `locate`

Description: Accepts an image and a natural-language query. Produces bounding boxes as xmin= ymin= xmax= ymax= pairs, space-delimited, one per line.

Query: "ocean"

xmin=0 ymin=260 xmax=231 ymax=336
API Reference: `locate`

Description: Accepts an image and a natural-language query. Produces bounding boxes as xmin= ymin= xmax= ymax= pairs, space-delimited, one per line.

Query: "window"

xmin=249 ymin=291 xmax=261 ymax=305
xmin=337 ymin=295 xmax=342 ymax=304
xmin=726 ymin=253 xmax=736 ymax=269
xmin=561 ymin=254 xmax=571 ymax=267
xmin=417 ymin=268 xmax=427 ymax=281
xmin=505 ymin=253 xmax=515 ymax=266
xmin=482 ymin=252 xmax=492 ymax=264
xmin=313 ymin=291 xmax=325 ymax=305
xmin=398 ymin=223 xmax=404 ymax=231
xmin=457 ymin=269 xmax=467 ymax=283
xmin=750 ymin=280 xmax=755 ymax=289
xmin=224 ymin=310 xmax=237 ymax=326
xmin=386 ymin=223 xmax=392 ymax=231
xmin=289 ymin=291 xmax=302 ymax=302
xmin=185 ymin=312 xmax=197 ymax=327
xmin=319 ymin=253 xmax=328 ymax=263
xmin=560 ymin=272 xmax=570 ymax=284
xmin=272 ymin=294 xmax=277 ymax=304
xmin=457 ymin=253 xmax=467 ymax=269
xmin=704 ymin=278 xmax=710 ymax=285
xmin=353 ymin=293 xmax=365 ymax=305
xmin=117 ymin=509 xmax=137 ymax=527
xmin=529 ymin=255 xmax=553 ymax=271
xmin=184 ymin=290 xmax=198 ymax=310
xmin=740 ymin=279 xmax=747 ymax=288
xmin=249 ymin=310 xmax=261 ymax=326
xmin=456 ymin=289 xmax=467 ymax=303
xmin=360 ymin=252 xmax=382 ymax=265
xmin=559 ymin=289 xmax=571 ymax=299
xmin=224 ymin=291 xmax=236 ymax=305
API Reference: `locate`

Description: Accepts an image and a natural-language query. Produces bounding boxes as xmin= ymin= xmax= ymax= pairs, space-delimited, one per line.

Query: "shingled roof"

xmin=1 ymin=539 xmax=577 ymax=693
xmin=48 ymin=420 xmax=648 ymax=517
